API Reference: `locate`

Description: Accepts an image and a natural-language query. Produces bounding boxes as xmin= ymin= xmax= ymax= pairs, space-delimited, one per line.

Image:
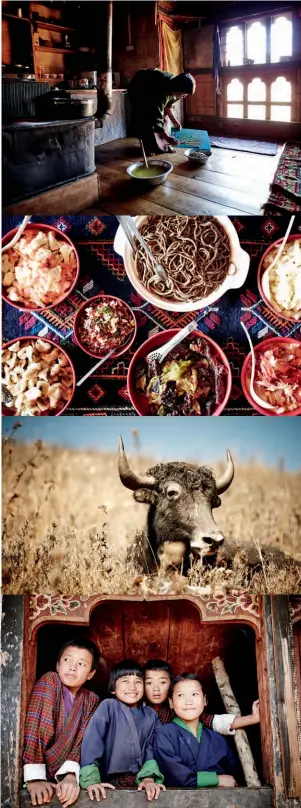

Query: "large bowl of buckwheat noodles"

xmin=114 ymin=215 xmax=250 ymax=313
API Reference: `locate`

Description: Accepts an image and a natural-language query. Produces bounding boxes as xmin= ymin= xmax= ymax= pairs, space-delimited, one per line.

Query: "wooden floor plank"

xmin=96 ymin=164 xmax=253 ymax=215
xmin=96 ymin=152 xmax=269 ymax=200
xmin=93 ymin=136 xmax=279 ymax=215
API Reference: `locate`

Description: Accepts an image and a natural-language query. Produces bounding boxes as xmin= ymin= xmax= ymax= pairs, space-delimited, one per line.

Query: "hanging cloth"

xmin=158 ymin=12 xmax=183 ymax=75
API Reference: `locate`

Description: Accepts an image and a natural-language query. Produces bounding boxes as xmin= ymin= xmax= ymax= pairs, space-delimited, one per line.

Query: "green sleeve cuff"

xmin=136 ymin=759 xmax=164 ymax=785
xmin=197 ymin=771 xmax=219 ymax=788
xmin=79 ymin=764 xmax=101 ymax=788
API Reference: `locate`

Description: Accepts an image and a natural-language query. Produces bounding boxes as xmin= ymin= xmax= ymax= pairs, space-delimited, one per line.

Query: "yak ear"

xmin=134 ymin=489 xmax=158 ymax=505
xmin=213 ymin=496 xmax=222 ymax=509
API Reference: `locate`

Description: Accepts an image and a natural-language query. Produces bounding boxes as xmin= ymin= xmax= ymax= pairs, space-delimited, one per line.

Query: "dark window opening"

xmin=35 ymin=599 xmax=263 ymax=783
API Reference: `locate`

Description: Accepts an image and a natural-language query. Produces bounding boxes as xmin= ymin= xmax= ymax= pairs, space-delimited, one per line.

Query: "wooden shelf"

xmin=2 ymin=12 xmax=31 ymax=22
xmin=31 ymin=19 xmax=76 ymax=33
xmin=36 ymin=46 xmax=77 ymax=54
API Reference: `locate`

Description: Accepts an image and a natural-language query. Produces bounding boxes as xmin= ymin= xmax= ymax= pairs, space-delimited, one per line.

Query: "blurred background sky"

xmin=2 ymin=416 xmax=301 ymax=470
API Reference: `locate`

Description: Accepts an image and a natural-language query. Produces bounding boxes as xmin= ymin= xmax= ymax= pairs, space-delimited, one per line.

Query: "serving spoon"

xmin=261 ymin=214 xmax=295 ymax=305
xmin=240 ymin=320 xmax=277 ymax=411
xmin=2 ymin=215 xmax=32 ymax=252
xmin=76 ymin=348 xmax=115 ymax=387
xmin=116 ymin=216 xmax=168 ymax=284
xmin=147 ymin=315 xmax=204 ymax=364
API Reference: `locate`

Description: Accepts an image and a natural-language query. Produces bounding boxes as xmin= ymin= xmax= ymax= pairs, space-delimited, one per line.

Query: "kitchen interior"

xmin=2 ymin=1 xmax=301 ymax=215
xmin=2 ymin=0 xmax=125 ymax=210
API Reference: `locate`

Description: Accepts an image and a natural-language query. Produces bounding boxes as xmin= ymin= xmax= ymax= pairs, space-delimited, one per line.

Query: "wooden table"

xmin=89 ymin=137 xmax=280 ymax=216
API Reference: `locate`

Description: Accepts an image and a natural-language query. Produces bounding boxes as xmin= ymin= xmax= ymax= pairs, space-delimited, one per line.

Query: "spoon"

xmin=147 ymin=315 xmax=203 ymax=364
xmin=241 ymin=320 xmax=276 ymax=411
xmin=76 ymin=348 xmax=115 ymax=387
xmin=117 ymin=216 xmax=168 ymax=284
xmin=2 ymin=215 xmax=32 ymax=252
xmin=139 ymin=139 xmax=148 ymax=168
xmin=261 ymin=215 xmax=295 ymax=304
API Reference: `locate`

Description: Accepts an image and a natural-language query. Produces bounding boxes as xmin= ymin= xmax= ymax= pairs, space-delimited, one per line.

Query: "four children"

xmin=24 ymin=644 xmax=260 ymax=805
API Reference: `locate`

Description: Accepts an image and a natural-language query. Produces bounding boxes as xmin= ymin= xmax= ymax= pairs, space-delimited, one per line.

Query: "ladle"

xmin=261 ymin=215 xmax=295 ymax=305
xmin=139 ymin=139 xmax=148 ymax=168
xmin=2 ymin=215 xmax=32 ymax=253
xmin=241 ymin=320 xmax=277 ymax=411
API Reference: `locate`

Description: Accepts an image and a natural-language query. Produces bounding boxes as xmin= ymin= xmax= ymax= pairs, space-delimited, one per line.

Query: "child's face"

xmin=170 ymin=679 xmax=206 ymax=722
xmin=113 ymin=674 xmax=144 ymax=707
xmin=144 ymin=669 xmax=171 ymax=705
xmin=57 ymin=646 xmax=95 ymax=692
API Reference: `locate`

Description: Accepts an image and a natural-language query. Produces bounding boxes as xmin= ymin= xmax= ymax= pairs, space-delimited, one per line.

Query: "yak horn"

xmin=118 ymin=437 xmax=156 ymax=491
xmin=216 ymin=450 xmax=234 ymax=494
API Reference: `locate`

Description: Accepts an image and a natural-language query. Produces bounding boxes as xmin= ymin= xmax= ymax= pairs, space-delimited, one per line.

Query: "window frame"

xmin=224 ymin=70 xmax=295 ymax=122
xmin=222 ymin=10 xmax=294 ymax=68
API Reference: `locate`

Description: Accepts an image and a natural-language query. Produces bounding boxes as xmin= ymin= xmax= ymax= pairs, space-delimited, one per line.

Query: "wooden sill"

xmin=21 ymin=787 xmax=273 ymax=808
xmin=222 ymin=61 xmax=301 ymax=72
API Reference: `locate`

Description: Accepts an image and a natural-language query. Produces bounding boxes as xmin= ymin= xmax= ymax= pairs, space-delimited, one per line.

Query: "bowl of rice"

xmin=258 ymin=234 xmax=301 ymax=322
xmin=2 ymin=223 xmax=79 ymax=312
xmin=114 ymin=215 xmax=250 ymax=313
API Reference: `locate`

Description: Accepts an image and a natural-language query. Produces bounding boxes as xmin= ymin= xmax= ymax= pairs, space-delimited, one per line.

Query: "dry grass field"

xmin=2 ymin=426 xmax=301 ymax=595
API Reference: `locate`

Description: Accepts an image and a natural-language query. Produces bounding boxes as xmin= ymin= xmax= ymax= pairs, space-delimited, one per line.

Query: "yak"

xmin=118 ymin=437 xmax=300 ymax=576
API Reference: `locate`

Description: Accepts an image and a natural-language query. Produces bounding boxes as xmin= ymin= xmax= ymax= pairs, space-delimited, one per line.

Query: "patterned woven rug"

xmin=2 ymin=214 xmax=301 ymax=416
xmin=264 ymin=141 xmax=301 ymax=213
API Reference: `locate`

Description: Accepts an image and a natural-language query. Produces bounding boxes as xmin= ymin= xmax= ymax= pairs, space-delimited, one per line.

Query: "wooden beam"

xmin=271 ymin=596 xmax=301 ymax=800
xmin=2 ymin=596 xmax=25 ymax=808
xmin=212 ymin=656 xmax=261 ymax=787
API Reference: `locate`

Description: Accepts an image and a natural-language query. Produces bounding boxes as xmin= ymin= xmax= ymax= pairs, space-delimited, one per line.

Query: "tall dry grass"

xmin=2 ymin=426 xmax=301 ymax=595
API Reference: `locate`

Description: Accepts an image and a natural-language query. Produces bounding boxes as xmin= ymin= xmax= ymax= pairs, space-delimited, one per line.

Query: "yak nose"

xmin=203 ymin=533 xmax=224 ymax=546
xmin=191 ymin=531 xmax=225 ymax=551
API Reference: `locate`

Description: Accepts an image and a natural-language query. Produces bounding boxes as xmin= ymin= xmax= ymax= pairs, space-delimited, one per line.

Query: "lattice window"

xmin=225 ymin=76 xmax=292 ymax=121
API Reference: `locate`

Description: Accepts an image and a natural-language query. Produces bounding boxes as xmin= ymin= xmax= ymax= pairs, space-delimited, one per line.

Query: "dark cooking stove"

xmin=2 ymin=116 xmax=96 ymax=205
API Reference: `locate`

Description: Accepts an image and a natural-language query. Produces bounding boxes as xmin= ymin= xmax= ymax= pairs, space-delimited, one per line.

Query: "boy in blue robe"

xmin=80 ymin=660 xmax=166 ymax=802
xmin=154 ymin=673 xmax=239 ymax=789
xmin=144 ymin=659 xmax=260 ymax=735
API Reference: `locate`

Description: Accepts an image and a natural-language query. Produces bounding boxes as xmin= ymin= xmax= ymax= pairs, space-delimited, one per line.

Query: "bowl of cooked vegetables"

xmin=128 ymin=329 xmax=232 ymax=416
xmin=126 ymin=160 xmax=173 ymax=185
xmin=241 ymin=337 xmax=301 ymax=416
xmin=258 ymin=234 xmax=301 ymax=322
xmin=114 ymin=215 xmax=250 ymax=313
xmin=74 ymin=294 xmax=137 ymax=359
xmin=2 ymin=223 xmax=79 ymax=312
xmin=2 ymin=337 xmax=76 ymax=416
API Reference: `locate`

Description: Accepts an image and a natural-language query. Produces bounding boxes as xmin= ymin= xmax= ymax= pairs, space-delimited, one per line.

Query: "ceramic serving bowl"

xmin=114 ymin=215 xmax=250 ymax=313
xmin=257 ymin=234 xmax=301 ymax=323
xmin=126 ymin=160 xmax=173 ymax=185
xmin=73 ymin=294 xmax=137 ymax=359
xmin=241 ymin=336 xmax=301 ymax=416
xmin=128 ymin=328 xmax=232 ymax=416
xmin=2 ymin=223 xmax=80 ymax=312
xmin=2 ymin=336 xmax=76 ymax=416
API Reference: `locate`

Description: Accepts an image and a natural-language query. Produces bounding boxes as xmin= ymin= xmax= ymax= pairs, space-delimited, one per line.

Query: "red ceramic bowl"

xmin=2 ymin=223 xmax=80 ymax=312
xmin=241 ymin=336 xmax=301 ymax=416
xmin=258 ymin=234 xmax=301 ymax=323
xmin=74 ymin=294 xmax=137 ymax=359
xmin=128 ymin=329 xmax=232 ymax=416
xmin=2 ymin=336 xmax=76 ymax=416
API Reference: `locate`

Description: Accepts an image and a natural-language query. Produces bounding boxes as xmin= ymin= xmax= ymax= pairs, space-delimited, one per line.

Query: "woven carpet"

xmin=209 ymin=136 xmax=278 ymax=155
xmin=2 ymin=214 xmax=301 ymax=416
xmin=264 ymin=141 xmax=301 ymax=213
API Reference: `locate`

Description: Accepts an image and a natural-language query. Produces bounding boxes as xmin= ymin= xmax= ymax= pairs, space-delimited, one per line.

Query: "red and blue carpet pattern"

xmin=2 ymin=215 xmax=301 ymax=416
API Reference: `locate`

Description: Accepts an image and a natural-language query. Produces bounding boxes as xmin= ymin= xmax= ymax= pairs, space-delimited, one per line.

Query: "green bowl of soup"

xmin=127 ymin=160 xmax=173 ymax=185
